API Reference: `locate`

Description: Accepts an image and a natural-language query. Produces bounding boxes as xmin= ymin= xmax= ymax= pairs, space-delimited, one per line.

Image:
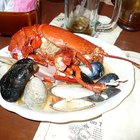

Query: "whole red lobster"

xmin=8 ymin=24 xmax=140 ymax=93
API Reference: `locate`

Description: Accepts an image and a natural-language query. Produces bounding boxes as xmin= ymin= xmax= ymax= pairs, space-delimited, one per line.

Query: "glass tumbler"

xmin=64 ymin=0 xmax=122 ymax=36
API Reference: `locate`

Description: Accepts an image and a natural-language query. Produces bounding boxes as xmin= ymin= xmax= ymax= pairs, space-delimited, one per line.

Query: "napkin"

xmin=34 ymin=117 xmax=103 ymax=140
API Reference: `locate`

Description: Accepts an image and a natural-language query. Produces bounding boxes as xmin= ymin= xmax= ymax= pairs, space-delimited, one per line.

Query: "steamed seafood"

xmin=88 ymin=87 xmax=121 ymax=102
xmin=24 ymin=77 xmax=47 ymax=110
xmin=50 ymin=99 xmax=95 ymax=112
xmin=8 ymin=24 xmax=106 ymax=93
xmin=0 ymin=55 xmax=123 ymax=112
xmin=0 ymin=24 xmax=133 ymax=112
xmin=49 ymin=84 xmax=95 ymax=99
xmin=80 ymin=62 xmax=104 ymax=80
xmin=0 ymin=58 xmax=38 ymax=102
xmin=8 ymin=24 xmax=138 ymax=93
xmin=49 ymin=84 xmax=95 ymax=111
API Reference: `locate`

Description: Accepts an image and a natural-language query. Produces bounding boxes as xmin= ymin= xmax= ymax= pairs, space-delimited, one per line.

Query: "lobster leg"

xmin=54 ymin=47 xmax=93 ymax=72
xmin=76 ymin=52 xmax=93 ymax=71
xmin=29 ymin=54 xmax=48 ymax=66
xmin=54 ymin=65 xmax=106 ymax=93
xmin=54 ymin=74 xmax=77 ymax=83
xmin=54 ymin=66 xmax=77 ymax=83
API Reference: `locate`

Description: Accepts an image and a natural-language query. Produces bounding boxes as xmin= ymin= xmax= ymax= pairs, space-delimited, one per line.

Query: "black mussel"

xmin=88 ymin=87 xmax=121 ymax=102
xmin=80 ymin=62 xmax=104 ymax=80
xmin=88 ymin=93 xmax=105 ymax=102
xmin=97 ymin=73 xmax=119 ymax=84
xmin=0 ymin=58 xmax=38 ymax=102
xmin=101 ymin=87 xmax=121 ymax=98
xmin=81 ymin=72 xmax=94 ymax=84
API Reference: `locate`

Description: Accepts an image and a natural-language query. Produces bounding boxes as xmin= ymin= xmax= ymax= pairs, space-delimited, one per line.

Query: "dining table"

xmin=0 ymin=0 xmax=140 ymax=140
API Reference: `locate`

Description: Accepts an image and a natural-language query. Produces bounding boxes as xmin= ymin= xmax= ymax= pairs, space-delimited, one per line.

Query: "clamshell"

xmin=50 ymin=99 xmax=95 ymax=112
xmin=24 ymin=77 xmax=47 ymax=110
xmin=48 ymin=84 xmax=95 ymax=112
xmin=49 ymin=84 xmax=95 ymax=100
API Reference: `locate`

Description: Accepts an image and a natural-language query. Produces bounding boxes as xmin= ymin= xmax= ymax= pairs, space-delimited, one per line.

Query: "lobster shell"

xmin=8 ymin=24 xmax=99 ymax=56
xmin=39 ymin=24 xmax=96 ymax=54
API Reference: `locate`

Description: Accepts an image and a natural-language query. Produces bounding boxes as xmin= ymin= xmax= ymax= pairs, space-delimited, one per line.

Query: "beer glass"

xmin=64 ymin=0 xmax=122 ymax=36
xmin=117 ymin=0 xmax=140 ymax=31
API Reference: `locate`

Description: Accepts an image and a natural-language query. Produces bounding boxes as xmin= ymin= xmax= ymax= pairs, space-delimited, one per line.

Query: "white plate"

xmin=0 ymin=34 xmax=134 ymax=123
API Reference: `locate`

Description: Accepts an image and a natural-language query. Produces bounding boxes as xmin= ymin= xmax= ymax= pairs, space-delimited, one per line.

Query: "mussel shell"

xmin=88 ymin=87 xmax=121 ymax=102
xmin=48 ymin=84 xmax=95 ymax=99
xmin=80 ymin=62 xmax=104 ymax=80
xmin=81 ymin=72 xmax=94 ymax=84
xmin=97 ymin=73 xmax=119 ymax=84
xmin=50 ymin=99 xmax=95 ymax=112
xmin=88 ymin=94 xmax=105 ymax=102
xmin=0 ymin=58 xmax=37 ymax=102
xmin=102 ymin=87 xmax=121 ymax=98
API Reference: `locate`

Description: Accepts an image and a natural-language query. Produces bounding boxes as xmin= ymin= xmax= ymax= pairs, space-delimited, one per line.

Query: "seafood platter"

xmin=0 ymin=24 xmax=135 ymax=123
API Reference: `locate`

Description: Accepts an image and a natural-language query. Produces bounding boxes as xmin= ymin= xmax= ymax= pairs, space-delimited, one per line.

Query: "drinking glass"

xmin=117 ymin=0 xmax=140 ymax=31
xmin=64 ymin=0 xmax=122 ymax=36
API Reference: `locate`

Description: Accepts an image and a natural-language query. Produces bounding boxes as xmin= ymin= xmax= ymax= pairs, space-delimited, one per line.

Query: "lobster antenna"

xmin=105 ymin=54 xmax=140 ymax=69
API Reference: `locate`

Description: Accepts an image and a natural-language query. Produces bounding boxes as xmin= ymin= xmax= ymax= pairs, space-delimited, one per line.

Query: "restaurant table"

xmin=0 ymin=0 xmax=140 ymax=140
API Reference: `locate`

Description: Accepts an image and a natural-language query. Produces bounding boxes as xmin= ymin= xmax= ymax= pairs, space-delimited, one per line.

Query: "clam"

xmin=50 ymin=99 xmax=95 ymax=112
xmin=24 ymin=77 xmax=47 ymax=111
xmin=48 ymin=84 xmax=95 ymax=112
